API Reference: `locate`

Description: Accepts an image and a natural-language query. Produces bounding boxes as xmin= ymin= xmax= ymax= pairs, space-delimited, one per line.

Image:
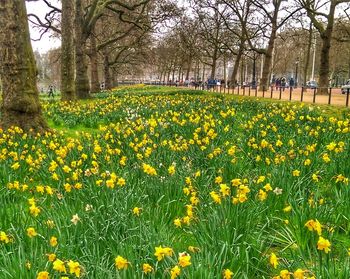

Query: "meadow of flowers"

xmin=0 ymin=86 xmax=349 ymax=278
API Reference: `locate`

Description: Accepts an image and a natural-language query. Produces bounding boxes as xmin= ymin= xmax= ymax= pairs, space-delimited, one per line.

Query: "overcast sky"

xmin=26 ymin=1 xmax=61 ymax=53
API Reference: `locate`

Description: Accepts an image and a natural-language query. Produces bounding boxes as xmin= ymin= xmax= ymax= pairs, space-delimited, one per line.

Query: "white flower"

xmin=71 ymin=214 xmax=80 ymax=225
xmin=273 ymin=187 xmax=283 ymax=195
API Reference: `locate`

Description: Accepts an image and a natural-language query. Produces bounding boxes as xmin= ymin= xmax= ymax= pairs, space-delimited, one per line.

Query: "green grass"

xmin=0 ymin=86 xmax=349 ymax=278
xmin=47 ymin=120 xmax=100 ymax=138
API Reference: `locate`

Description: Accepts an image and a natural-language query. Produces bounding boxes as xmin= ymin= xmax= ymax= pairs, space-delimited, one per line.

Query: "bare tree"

xmin=176 ymin=17 xmax=201 ymax=81
xmin=242 ymin=0 xmax=301 ymax=90
xmin=74 ymin=0 xmax=152 ymax=98
xmin=219 ymin=0 xmax=253 ymax=85
xmin=299 ymin=0 xmax=349 ymax=94
xmin=27 ymin=0 xmax=61 ymax=39
xmin=192 ymin=0 xmax=227 ymax=80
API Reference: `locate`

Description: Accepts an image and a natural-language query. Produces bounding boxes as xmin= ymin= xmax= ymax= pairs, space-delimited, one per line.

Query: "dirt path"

xmin=208 ymin=86 xmax=350 ymax=107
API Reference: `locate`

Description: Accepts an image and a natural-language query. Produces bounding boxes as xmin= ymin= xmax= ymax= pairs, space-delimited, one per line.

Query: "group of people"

xmin=273 ymin=77 xmax=295 ymax=91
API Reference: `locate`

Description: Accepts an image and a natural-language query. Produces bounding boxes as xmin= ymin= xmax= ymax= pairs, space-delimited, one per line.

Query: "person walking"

xmin=275 ymin=78 xmax=280 ymax=90
xmin=281 ymin=77 xmax=286 ymax=91
xmin=100 ymin=82 xmax=105 ymax=91
xmin=48 ymin=85 xmax=54 ymax=98
xmin=289 ymin=77 xmax=295 ymax=89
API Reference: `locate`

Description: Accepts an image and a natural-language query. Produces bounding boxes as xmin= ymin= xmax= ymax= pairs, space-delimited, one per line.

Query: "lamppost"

xmin=252 ymin=53 xmax=257 ymax=89
xmin=311 ymin=32 xmax=317 ymax=81
xmin=295 ymin=59 xmax=299 ymax=88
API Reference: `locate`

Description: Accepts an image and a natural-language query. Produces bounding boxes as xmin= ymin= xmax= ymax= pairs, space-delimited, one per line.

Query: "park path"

xmin=197 ymin=85 xmax=350 ymax=107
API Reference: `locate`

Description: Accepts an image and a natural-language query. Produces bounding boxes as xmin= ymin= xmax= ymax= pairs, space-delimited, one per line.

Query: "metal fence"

xmin=155 ymin=82 xmax=350 ymax=107
xmin=114 ymin=81 xmax=350 ymax=107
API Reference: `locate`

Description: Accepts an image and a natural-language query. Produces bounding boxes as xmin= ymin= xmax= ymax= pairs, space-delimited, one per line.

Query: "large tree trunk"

xmin=61 ymin=0 xmax=75 ymax=101
xmin=259 ymin=27 xmax=277 ymax=91
xmin=230 ymin=42 xmax=244 ymax=86
xmin=305 ymin=1 xmax=337 ymax=95
xmin=223 ymin=55 xmax=227 ymax=86
xmin=317 ymin=4 xmax=336 ymax=95
xmin=241 ymin=57 xmax=245 ymax=85
xmin=317 ymin=35 xmax=331 ymax=94
xmin=348 ymin=53 xmax=350 ymax=79
xmin=172 ymin=64 xmax=176 ymax=82
xmin=0 ymin=1 xmax=47 ymax=131
xmin=167 ymin=69 xmax=171 ymax=82
xmin=111 ymin=69 xmax=117 ymax=87
xmin=202 ymin=63 xmax=206 ymax=82
xmin=103 ymin=54 xmax=111 ymax=90
xmin=75 ymin=0 xmax=90 ymax=99
xmin=210 ymin=47 xmax=218 ymax=80
xmin=90 ymin=34 xmax=100 ymax=93
xmin=303 ymin=23 xmax=313 ymax=86
xmin=194 ymin=60 xmax=199 ymax=81
xmin=185 ymin=57 xmax=192 ymax=81
xmin=178 ymin=67 xmax=182 ymax=81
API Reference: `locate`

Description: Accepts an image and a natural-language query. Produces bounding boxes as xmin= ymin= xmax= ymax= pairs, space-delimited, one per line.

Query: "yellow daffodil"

xmin=305 ymin=219 xmax=322 ymax=235
xmin=279 ymin=269 xmax=290 ymax=279
xmin=269 ymin=252 xmax=278 ymax=269
xmin=178 ymin=252 xmax=191 ymax=267
xmin=67 ymin=260 xmax=81 ymax=277
xmin=223 ymin=268 xmax=234 ymax=279
xmin=50 ymin=236 xmax=58 ymax=247
xmin=317 ymin=236 xmax=331 ymax=253
xmin=293 ymin=269 xmax=304 ymax=279
xmin=0 ymin=231 xmax=10 ymax=243
xmin=174 ymin=218 xmax=182 ymax=228
xmin=37 ymin=271 xmax=50 ymax=279
xmin=170 ymin=265 xmax=181 ymax=279
xmin=142 ymin=263 xmax=153 ymax=274
xmin=27 ymin=227 xmax=38 ymax=238
xmin=133 ymin=207 xmax=141 ymax=216
xmin=53 ymin=259 xmax=66 ymax=273
xmin=114 ymin=255 xmax=129 ymax=270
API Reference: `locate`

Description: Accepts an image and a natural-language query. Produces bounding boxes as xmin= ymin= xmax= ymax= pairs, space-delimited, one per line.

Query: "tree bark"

xmin=75 ymin=0 xmax=90 ymax=99
xmin=304 ymin=0 xmax=339 ymax=95
xmin=103 ymin=54 xmax=111 ymax=90
xmin=317 ymin=3 xmax=336 ymax=95
xmin=194 ymin=60 xmax=199 ymax=81
xmin=167 ymin=69 xmax=171 ymax=82
xmin=303 ymin=23 xmax=313 ymax=86
xmin=111 ymin=69 xmax=117 ymax=87
xmin=61 ymin=0 xmax=75 ymax=101
xmin=230 ymin=43 xmax=244 ymax=85
xmin=185 ymin=57 xmax=192 ymax=81
xmin=202 ymin=63 xmax=205 ymax=82
xmin=259 ymin=27 xmax=277 ymax=91
xmin=178 ymin=67 xmax=182 ymax=81
xmin=318 ymin=33 xmax=332 ymax=94
xmin=241 ymin=57 xmax=245 ymax=85
xmin=0 ymin=0 xmax=47 ymax=131
xmin=348 ymin=53 xmax=350 ymax=79
xmin=210 ymin=47 xmax=218 ymax=80
xmin=223 ymin=55 xmax=227 ymax=86
xmin=90 ymin=34 xmax=100 ymax=93
xmin=172 ymin=64 xmax=176 ymax=82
